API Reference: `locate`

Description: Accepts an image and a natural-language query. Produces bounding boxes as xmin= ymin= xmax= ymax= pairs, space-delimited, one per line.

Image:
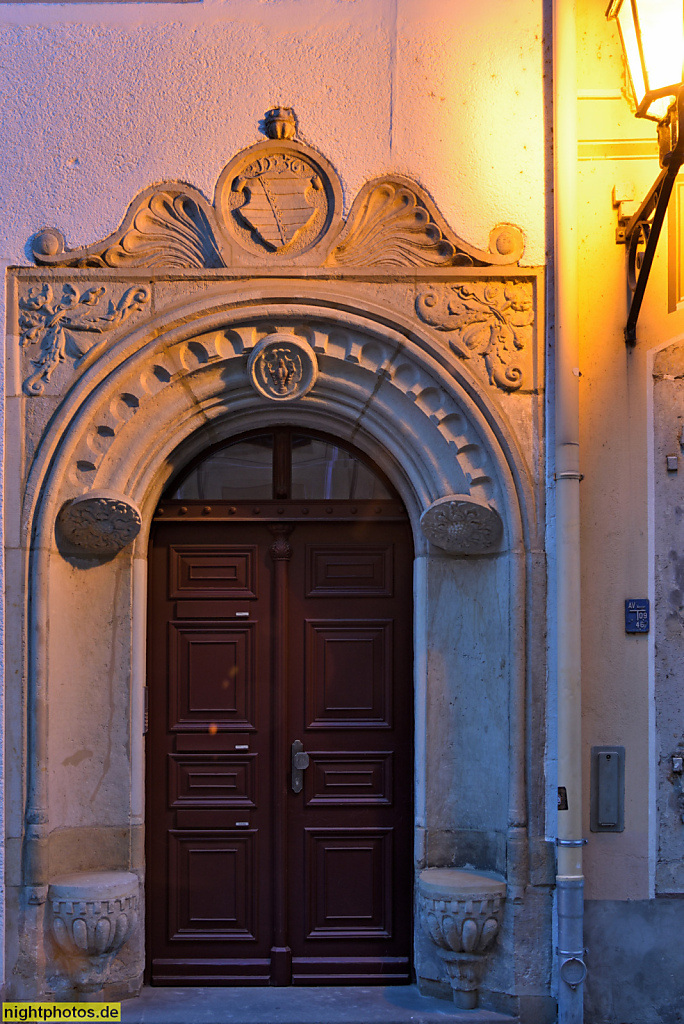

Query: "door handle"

xmin=291 ymin=739 xmax=310 ymax=793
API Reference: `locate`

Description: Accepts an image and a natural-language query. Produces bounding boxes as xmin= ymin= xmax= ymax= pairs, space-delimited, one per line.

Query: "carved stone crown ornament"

xmin=31 ymin=110 xmax=525 ymax=274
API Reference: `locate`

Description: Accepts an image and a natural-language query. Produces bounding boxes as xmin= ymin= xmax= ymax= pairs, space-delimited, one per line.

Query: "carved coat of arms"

xmin=234 ymin=157 xmax=323 ymax=250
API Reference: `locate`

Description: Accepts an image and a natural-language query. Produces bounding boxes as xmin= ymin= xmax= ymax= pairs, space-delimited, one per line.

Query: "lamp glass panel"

xmin=616 ymin=0 xmax=648 ymax=106
xmin=636 ymin=0 xmax=684 ymax=94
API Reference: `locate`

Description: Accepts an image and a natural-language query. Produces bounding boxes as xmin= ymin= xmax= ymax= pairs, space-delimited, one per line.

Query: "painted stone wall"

xmin=652 ymin=343 xmax=684 ymax=895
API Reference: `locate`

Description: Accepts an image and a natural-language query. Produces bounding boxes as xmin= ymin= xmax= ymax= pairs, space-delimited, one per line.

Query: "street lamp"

xmin=606 ymin=0 xmax=684 ymax=343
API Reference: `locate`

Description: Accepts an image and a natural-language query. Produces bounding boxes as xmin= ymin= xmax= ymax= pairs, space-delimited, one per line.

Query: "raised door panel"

xmin=169 ymin=545 xmax=257 ymax=599
xmin=306 ymin=546 xmax=393 ymax=597
xmin=168 ymin=831 xmax=257 ymax=940
xmin=169 ymin=753 xmax=257 ymax=808
xmin=305 ymin=621 xmax=393 ymax=729
xmin=305 ymin=751 xmax=392 ymax=806
xmin=305 ymin=828 xmax=393 ymax=939
xmin=168 ymin=623 xmax=255 ymax=730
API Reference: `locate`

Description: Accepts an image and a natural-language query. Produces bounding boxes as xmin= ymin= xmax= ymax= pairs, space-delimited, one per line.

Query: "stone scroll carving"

xmin=19 ymin=283 xmax=150 ymax=395
xmin=247 ymin=334 xmax=318 ymax=401
xmin=33 ymin=192 xmax=223 ymax=271
xmin=48 ymin=871 xmax=139 ymax=994
xmin=30 ymin=110 xmax=524 ymax=271
xmin=329 ymin=178 xmax=524 ymax=269
xmin=416 ymin=280 xmax=534 ymax=391
xmin=418 ymin=868 xmax=506 ymax=1010
xmin=420 ymin=495 xmax=503 ymax=554
xmin=57 ymin=492 xmax=142 ymax=555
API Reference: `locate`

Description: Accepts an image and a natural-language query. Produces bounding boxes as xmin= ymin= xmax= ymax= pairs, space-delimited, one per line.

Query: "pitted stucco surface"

xmin=0 ymin=0 xmax=545 ymax=268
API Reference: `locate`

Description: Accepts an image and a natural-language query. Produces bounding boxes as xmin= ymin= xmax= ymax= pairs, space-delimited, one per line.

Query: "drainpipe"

xmin=553 ymin=1 xmax=586 ymax=1022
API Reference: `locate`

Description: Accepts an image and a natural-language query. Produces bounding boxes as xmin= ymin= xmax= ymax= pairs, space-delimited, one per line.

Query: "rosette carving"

xmin=420 ymin=496 xmax=503 ymax=554
xmin=57 ymin=492 xmax=142 ymax=555
xmin=48 ymin=871 xmax=139 ymax=993
xmin=418 ymin=868 xmax=506 ymax=1010
xmin=416 ymin=280 xmax=534 ymax=390
xmin=19 ymin=283 xmax=150 ymax=395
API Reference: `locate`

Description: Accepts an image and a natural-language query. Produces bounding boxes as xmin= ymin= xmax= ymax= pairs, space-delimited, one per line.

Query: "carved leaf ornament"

xmin=330 ymin=181 xmax=461 ymax=267
xmin=19 ymin=283 xmax=150 ymax=395
xmin=416 ymin=281 xmax=534 ymax=391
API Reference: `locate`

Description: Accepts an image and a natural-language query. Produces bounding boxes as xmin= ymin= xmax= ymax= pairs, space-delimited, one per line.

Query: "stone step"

xmin=119 ymin=985 xmax=518 ymax=1024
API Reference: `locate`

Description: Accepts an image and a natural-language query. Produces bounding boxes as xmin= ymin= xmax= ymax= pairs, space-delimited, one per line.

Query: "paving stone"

xmin=119 ymin=985 xmax=518 ymax=1024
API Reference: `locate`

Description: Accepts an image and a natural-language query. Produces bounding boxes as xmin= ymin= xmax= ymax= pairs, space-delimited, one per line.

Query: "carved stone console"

xmin=420 ymin=495 xmax=503 ymax=554
xmin=57 ymin=492 xmax=142 ymax=555
xmin=418 ymin=868 xmax=506 ymax=1009
xmin=48 ymin=871 xmax=139 ymax=994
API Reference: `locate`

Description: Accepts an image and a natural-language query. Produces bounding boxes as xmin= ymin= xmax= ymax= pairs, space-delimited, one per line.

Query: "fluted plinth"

xmin=418 ymin=868 xmax=506 ymax=1009
xmin=48 ymin=871 xmax=139 ymax=994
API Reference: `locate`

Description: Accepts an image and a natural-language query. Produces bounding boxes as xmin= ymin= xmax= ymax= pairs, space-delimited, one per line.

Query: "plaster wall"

xmin=0 ymin=0 xmax=546 ymax=268
xmin=576 ymin=0 xmax=684 ymax=904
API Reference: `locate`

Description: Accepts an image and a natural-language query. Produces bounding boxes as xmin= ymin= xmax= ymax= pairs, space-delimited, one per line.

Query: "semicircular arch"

xmin=24 ymin=293 xmax=537 ymax=559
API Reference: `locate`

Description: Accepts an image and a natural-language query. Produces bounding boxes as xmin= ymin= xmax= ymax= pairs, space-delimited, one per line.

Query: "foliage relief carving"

xmin=329 ymin=181 xmax=463 ymax=267
xmin=415 ymin=281 xmax=534 ymax=391
xmin=19 ymin=283 xmax=150 ymax=395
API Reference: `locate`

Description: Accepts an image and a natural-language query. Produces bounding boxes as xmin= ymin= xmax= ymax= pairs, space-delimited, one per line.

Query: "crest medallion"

xmin=247 ymin=334 xmax=318 ymax=401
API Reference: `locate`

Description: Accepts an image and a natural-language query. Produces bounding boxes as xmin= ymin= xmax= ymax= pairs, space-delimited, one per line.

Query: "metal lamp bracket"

xmin=617 ymin=86 xmax=684 ymax=345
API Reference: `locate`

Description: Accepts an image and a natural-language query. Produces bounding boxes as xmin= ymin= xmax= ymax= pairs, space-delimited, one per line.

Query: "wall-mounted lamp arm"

xmin=621 ymin=86 xmax=684 ymax=345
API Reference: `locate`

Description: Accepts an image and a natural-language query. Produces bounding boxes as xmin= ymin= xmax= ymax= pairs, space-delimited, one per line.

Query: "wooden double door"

xmin=147 ymin=503 xmax=413 ymax=985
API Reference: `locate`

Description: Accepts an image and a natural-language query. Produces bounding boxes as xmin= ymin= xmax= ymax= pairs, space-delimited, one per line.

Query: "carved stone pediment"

xmin=31 ymin=110 xmax=524 ymax=272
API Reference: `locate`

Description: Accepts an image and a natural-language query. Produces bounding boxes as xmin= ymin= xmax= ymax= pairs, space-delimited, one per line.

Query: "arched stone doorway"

xmin=146 ymin=428 xmax=414 ymax=985
xmin=5 ymin=104 xmax=551 ymax=1008
xmin=5 ymin=283 xmax=543 ymax=1004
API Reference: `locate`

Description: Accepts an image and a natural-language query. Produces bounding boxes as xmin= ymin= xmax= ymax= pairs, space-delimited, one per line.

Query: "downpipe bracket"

xmin=558 ymin=953 xmax=588 ymax=990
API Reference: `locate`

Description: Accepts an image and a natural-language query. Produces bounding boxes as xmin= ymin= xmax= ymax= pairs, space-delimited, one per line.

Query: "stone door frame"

xmin=4 ymin=266 xmax=546 ymax=1005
